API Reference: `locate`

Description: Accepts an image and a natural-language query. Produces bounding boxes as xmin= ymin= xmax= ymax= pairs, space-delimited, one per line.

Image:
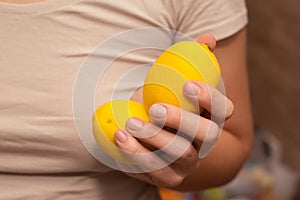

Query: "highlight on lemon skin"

xmin=143 ymin=41 xmax=221 ymax=114
xmin=92 ymin=100 xmax=150 ymax=162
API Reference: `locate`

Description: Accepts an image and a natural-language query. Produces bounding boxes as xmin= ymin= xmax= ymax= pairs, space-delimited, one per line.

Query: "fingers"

xmin=114 ymin=128 xmax=196 ymax=188
xmin=126 ymin=169 xmax=185 ymax=188
xmin=149 ymin=104 xmax=220 ymax=158
xmin=114 ymin=129 xmax=166 ymax=172
xmin=195 ymin=34 xmax=216 ymax=52
xmin=117 ymin=80 xmax=232 ymax=160
xmin=124 ymin=118 xmax=198 ymax=162
xmin=183 ymin=81 xmax=234 ymax=123
xmin=115 ymin=120 xmax=199 ymax=187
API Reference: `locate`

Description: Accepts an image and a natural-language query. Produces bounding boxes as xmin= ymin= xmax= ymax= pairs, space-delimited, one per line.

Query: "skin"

xmin=116 ymin=28 xmax=254 ymax=191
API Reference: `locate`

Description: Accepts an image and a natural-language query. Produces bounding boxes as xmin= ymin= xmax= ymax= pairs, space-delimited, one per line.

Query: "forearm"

xmin=172 ymin=127 xmax=254 ymax=191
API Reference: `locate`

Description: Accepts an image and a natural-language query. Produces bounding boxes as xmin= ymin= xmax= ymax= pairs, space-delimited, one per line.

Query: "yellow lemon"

xmin=93 ymin=100 xmax=150 ymax=162
xmin=143 ymin=41 xmax=221 ymax=113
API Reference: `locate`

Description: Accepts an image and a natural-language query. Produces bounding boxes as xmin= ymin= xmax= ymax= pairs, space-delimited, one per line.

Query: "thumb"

xmin=196 ymin=34 xmax=216 ymax=52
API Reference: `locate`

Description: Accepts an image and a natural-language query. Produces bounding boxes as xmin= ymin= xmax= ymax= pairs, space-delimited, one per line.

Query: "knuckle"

xmin=165 ymin=175 xmax=184 ymax=188
xmin=181 ymin=144 xmax=197 ymax=161
xmin=132 ymin=146 xmax=145 ymax=155
xmin=128 ymin=140 xmax=145 ymax=155
xmin=140 ymin=126 xmax=161 ymax=144
xmin=211 ymin=121 xmax=220 ymax=133
xmin=201 ymin=85 xmax=212 ymax=100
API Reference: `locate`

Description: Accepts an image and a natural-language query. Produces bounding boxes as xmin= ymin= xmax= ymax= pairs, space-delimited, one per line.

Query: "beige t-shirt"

xmin=0 ymin=0 xmax=248 ymax=199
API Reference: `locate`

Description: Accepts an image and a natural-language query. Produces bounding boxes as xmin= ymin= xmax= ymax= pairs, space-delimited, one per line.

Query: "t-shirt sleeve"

xmin=173 ymin=0 xmax=248 ymax=41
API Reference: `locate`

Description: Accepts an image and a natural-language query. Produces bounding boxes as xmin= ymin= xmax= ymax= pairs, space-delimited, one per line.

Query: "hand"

xmin=114 ymin=35 xmax=234 ymax=188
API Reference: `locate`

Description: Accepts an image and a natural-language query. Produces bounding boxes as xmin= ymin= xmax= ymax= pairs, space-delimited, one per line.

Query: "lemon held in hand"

xmin=93 ymin=100 xmax=150 ymax=162
xmin=143 ymin=41 xmax=221 ymax=113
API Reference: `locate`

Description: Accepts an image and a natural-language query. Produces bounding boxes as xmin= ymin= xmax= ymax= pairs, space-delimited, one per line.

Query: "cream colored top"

xmin=0 ymin=0 xmax=248 ymax=199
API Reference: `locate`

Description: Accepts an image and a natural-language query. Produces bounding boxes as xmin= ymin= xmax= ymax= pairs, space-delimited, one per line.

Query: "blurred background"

xmin=247 ymin=0 xmax=300 ymax=198
xmin=247 ymin=0 xmax=300 ymax=172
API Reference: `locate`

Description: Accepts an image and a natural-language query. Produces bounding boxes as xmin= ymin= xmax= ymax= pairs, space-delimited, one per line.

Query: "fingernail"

xmin=115 ymin=130 xmax=127 ymax=143
xmin=149 ymin=104 xmax=166 ymax=121
xmin=126 ymin=118 xmax=143 ymax=133
xmin=183 ymin=82 xmax=201 ymax=96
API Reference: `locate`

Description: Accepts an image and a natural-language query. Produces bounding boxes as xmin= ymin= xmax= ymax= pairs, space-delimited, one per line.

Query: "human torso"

xmin=0 ymin=0 xmax=248 ymax=199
